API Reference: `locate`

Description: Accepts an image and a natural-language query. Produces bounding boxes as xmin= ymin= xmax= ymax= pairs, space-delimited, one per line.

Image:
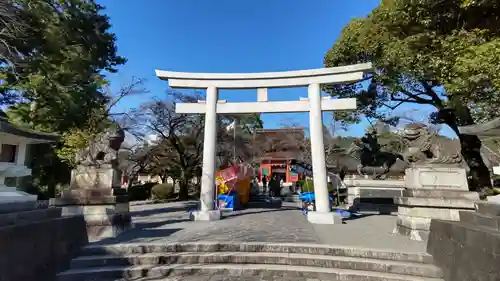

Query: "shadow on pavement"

xmin=131 ymin=202 xmax=198 ymax=217
xmin=342 ymin=213 xmax=376 ymax=221
xmin=133 ymin=218 xmax=192 ymax=229
xmin=223 ymin=207 xmax=297 ymax=219
xmin=91 ymin=227 xmax=183 ymax=245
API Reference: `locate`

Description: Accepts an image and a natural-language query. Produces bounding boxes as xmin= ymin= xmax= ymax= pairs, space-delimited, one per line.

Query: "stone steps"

xmin=58 ymin=263 xmax=444 ymax=281
xmin=69 ymin=251 xmax=442 ymax=277
xmin=57 ymin=242 xmax=444 ymax=281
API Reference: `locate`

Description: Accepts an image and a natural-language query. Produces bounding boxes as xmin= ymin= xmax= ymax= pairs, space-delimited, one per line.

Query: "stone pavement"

xmin=94 ymin=201 xmax=427 ymax=254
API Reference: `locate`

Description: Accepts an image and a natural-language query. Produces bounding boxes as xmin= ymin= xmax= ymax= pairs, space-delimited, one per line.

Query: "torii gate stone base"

xmin=156 ymin=63 xmax=372 ymax=224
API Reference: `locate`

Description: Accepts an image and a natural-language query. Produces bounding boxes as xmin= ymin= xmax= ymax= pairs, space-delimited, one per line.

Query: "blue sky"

xmin=98 ymin=0 xmax=456 ymax=138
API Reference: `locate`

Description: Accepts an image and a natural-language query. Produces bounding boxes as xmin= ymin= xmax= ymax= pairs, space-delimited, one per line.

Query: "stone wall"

xmin=0 ymin=208 xmax=88 ymax=281
xmin=427 ymin=202 xmax=500 ymax=281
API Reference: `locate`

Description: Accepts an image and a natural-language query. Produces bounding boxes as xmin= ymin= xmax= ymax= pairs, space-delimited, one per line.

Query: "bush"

xmin=299 ymin=180 xmax=335 ymax=193
xmin=151 ymin=183 xmax=175 ymax=200
xmin=128 ymin=182 xmax=156 ymax=201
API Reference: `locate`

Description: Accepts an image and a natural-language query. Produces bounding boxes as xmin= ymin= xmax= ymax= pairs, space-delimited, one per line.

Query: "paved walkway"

xmin=96 ymin=201 xmax=427 ymax=253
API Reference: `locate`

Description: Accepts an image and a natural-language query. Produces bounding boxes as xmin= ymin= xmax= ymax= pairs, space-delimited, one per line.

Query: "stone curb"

xmin=475 ymin=201 xmax=500 ymax=216
xmin=0 ymin=207 xmax=61 ymax=227
xmin=394 ymin=197 xmax=475 ymax=209
xmin=57 ymin=263 xmax=444 ymax=281
xmin=459 ymin=210 xmax=500 ymax=231
xmin=402 ymin=189 xmax=479 ymax=200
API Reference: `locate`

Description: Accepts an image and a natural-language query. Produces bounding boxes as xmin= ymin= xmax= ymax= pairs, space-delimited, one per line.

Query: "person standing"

xmin=270 ymin=174 xmax=281 ymax=198
xmin=262 ymin=175 xmax=268 ymax=195
xmin=268 ymin=174 xmax=276 ymax=197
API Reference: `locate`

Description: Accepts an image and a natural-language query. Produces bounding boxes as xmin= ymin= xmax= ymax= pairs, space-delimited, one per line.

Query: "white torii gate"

xmin=155 ymin=62 xmax=372 ymax=224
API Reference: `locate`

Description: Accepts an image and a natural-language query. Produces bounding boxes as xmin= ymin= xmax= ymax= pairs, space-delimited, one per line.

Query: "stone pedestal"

xmin=189 ymin=209 xmax=221 ymax=221
xmin=345 ymin=179 xmax=404 ymax=214
xmin=394 ymin=165 xmax=479 ymax=241
xmin=51 ymin=167 xmax=132 ymax=242
xmin=70 ymin=166 xmax=122 ymax=190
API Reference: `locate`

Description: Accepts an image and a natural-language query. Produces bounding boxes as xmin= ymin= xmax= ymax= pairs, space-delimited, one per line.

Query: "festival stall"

xmin=216 ymin=164 xmax=253 ymax=210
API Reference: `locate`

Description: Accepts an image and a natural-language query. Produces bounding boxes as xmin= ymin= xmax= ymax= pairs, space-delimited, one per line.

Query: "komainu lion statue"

xmin=402 ymin=123 xmax=463 ymax=165
xmin=75 ymin=128 xmax=125 ymax=168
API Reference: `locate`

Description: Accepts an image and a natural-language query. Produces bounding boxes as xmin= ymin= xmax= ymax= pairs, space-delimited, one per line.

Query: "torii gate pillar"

xmin=156 ymin=63 xmax=372 ymax=224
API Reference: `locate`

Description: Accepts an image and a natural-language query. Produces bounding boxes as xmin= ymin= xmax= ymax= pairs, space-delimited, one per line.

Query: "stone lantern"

xmin=0 ymin=112 xmax=58 ymax=212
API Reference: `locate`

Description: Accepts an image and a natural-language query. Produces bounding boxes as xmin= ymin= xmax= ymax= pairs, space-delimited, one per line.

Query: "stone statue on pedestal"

xmin=51 ymin=126 xmax=132 ymax=242
xmin=394 ymin=123 xmax=478 ymax=241
xmin=70 ymin=128 xmax=125 ymax=190
xmin=347 ymin=128 xmax=405 ymax=180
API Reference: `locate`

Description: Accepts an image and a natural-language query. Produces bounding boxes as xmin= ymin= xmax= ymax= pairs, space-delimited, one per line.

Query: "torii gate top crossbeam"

xmin=155 ymin=62 xmax=372 ymax=89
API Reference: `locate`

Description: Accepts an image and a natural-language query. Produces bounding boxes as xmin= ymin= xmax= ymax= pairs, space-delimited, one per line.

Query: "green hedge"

xmin=299 ymin=180 xmax=335 ymax=193
xmin=151 ymin=183 xmax=175 ymax=200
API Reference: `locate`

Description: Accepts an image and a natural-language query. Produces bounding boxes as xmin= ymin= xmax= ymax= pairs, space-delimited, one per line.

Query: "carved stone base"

xmin=394 ymin=165 xmax=478 ymax=241
xmin=345 ymin=179 xmax=404 ymax=214
xmin=70 ymin=166 xmax=122 ymax=190
xmin=405 ymin=165 xmax=468 ymax=190
xmin=50 ymin=188 xmax=132 ymax=242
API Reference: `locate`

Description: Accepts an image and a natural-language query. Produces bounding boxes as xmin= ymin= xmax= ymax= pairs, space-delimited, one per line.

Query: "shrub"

xmin=128 ymin=182 xmax=156 ymax=201
xmin=151 ymin=183 xmax=175 ymax=200
xmin=300 ymin=180 xmax=335 ymax=193
xmin=20 ymin=183 xmax=68 ymax=200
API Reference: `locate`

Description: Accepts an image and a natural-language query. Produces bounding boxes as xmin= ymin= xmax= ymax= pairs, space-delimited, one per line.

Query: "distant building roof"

xmin=458 ymin=118 xmax=500 ymax=166
xmin=259 ymin=151 xmax=299 ymax=161
xmin=459 ymin=118 xmax=500 ymax=137
xmin=0 ymin=115 xmax=59 ymax=142
xmin=254 ymin=128 xmax=305 ymax=160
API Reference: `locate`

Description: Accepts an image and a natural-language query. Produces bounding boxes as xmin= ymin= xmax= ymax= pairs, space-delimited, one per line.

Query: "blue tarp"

xmin=299 ymin=192 xmax=356 ymax=218
xmin=334 ymin=208 xmax=354 ymax=218
xmin=218 ymin=192 xmax=239 ymax=209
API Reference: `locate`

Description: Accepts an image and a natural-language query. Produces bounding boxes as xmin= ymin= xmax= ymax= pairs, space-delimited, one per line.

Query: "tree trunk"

xmin=438 ymin=108 xmax=492 ymax=196
xmin=178 ymin=169 xmax=189 ymax=200
xmin=160 ymin=172 xmax=168 ymax=183
xmin=195 ymin=175 xmax=201 ymax=194
xmin=126 ymin=178 xmax=134 ymax=189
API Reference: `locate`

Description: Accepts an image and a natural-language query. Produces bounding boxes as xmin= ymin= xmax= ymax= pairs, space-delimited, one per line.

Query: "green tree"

xmin=324 ymin=0 xmax=500 ymax=192
xmin=0 ymin=0 xmax=127 ymax=193
xmin=134 ymin=92 xmax=263 ymax=200
xmin=1 ymin=0 xmax=125 ymax=132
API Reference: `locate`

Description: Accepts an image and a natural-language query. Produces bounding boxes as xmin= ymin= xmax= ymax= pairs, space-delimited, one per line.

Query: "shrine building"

xmin=254 ymin=128 xmax=305 ymax=185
